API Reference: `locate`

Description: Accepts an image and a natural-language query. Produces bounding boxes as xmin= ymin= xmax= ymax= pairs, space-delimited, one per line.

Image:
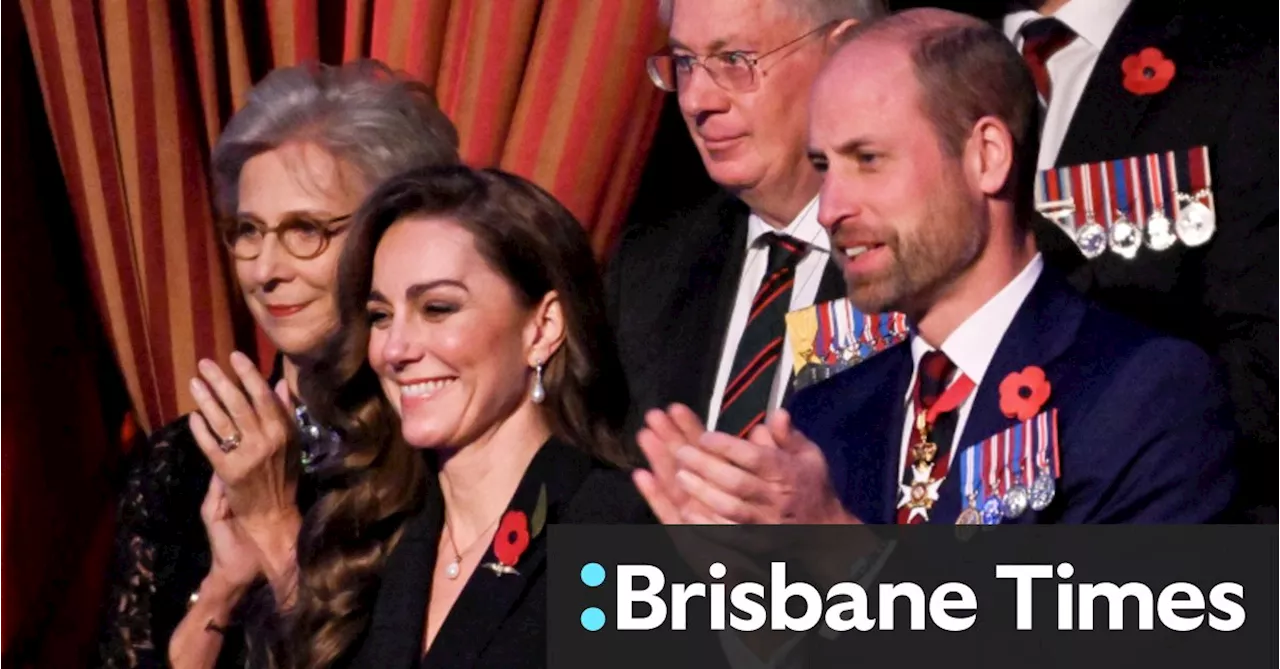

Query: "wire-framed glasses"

xmin=646 ymin=21 xmax=837 ymax=93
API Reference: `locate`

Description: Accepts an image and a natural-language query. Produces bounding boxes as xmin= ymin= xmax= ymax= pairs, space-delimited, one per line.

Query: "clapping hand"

xmin=633 ymin=404 xmax=858 ymax=526
xmin=188 ymin=352 xmax=299 ymax=527
xmin=200 ymin=475 xmax=265 ymax=593
xmin=188 ymin=352 xmax=303 ymax=596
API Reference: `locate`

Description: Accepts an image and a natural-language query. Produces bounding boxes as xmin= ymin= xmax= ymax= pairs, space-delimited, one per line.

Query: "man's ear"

xmin=826 ymin=18 xmax=860 ymax=50
xmin=524 ymin=290 xmax=567 ymax=365
xmin=965 ymin=115 xmax=1016 ymax=198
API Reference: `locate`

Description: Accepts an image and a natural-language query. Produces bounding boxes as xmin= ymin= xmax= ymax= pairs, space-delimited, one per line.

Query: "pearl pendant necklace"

xmin=443 ymin=513 xmax=502 ymax=580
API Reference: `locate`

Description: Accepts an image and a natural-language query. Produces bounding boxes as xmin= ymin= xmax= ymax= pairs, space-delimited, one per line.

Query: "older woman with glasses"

xmin=96 ymin=59 xmax=459 ymax=668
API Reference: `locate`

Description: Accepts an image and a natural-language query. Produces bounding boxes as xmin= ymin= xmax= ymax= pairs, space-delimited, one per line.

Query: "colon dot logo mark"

xmin=581 ymin=562 xmax=607 ymax=631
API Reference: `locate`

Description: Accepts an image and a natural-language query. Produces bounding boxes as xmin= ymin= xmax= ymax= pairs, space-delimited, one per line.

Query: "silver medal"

xmin=1175 ymin=199 xmax=1215 ymax=247
xmin=981 ymin=496 xmax=1004 ymax=525
xmin=839 ymin=345 xmax=862 ymax=369
xmin=1108 ymin=215 xmax=1142 ymax=259
xmin=1076 ymin=221 xmax=1107 ymax=258
xmin=1003 ymin=485 xmax=1029 ymax=519
xmin=1030 ymin=470 xmax=1056 ymax=511
xmin=1145 ymin=211 xmax=1178 ymax=251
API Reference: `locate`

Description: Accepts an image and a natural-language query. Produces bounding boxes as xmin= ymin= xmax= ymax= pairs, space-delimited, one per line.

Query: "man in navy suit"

xmin=633 ymin=8 xmax=1238 ymax=525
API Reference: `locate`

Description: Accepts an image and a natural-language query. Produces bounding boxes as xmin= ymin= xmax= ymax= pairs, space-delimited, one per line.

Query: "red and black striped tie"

xmin=717 ymin=233 xmax=806 ymax=438
xmin=1020 ymin=17 xmax=1076 ymax=103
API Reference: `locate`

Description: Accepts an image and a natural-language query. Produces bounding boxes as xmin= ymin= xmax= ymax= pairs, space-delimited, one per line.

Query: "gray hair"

xmin=211 ymin=59 xmax=460 ymax=217
xmin=657 ymin=0 xmax=888 ymax=27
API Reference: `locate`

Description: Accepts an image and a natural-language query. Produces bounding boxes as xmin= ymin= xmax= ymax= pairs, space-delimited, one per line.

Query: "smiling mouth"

xmin=400 ymin=378 xmax=457 ymax=402
xmin=843 ymin=243 xmax=883 ymax=259
xmin=265 ymin=303 xmax=308 ymax=317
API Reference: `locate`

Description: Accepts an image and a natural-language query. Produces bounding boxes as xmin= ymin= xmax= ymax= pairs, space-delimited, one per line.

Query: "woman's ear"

xmin=524 ymin=290 xmax=567 ymax=365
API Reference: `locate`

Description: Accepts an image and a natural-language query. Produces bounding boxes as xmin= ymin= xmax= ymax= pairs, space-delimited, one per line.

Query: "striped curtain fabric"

xmin=18 ymin=0 xmax=666 ymax=433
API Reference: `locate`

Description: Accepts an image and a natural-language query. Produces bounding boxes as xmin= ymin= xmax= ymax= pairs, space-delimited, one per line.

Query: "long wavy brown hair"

xmin=203 ymin=58 xmax=458 ymax=669
xmin=287 ymin=165 xmax=638 ymax=667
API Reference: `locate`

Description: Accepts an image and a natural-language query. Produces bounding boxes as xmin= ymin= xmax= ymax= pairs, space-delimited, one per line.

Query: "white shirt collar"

xmin=909 ymin=254 xmax=1045 ymax=390
xmin=1002 ymin=0 xmax=1132 ymax=50
xmin=745 ymin=197 xmax=829 ymax=253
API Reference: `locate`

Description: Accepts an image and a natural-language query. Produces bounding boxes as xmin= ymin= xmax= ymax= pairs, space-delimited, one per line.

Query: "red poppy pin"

xmin=1121 ymin=47 xmax=1175 ymax=95
xmin=483 ymin=484 xmax=547 ymax=577
xmin=999 ymin=366 xmax=1052 ymax=421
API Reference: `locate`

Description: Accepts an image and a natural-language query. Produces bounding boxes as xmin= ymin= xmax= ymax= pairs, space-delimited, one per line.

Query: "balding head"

xmin=837 ymin=6 xmax=987 ymax=46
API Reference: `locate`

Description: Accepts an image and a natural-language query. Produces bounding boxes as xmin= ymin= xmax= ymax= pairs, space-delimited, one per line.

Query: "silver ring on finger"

xmin=217 ymin=431 xmax=242 ymax=453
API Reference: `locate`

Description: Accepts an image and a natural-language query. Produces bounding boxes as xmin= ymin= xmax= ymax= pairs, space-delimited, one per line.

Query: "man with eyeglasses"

xmin=606 ymin=0 xmax=888 ymax=449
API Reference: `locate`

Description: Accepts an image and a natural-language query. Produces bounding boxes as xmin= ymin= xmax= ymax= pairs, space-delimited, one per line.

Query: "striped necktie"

xmin=717 ymin=233 xmax=806 ymax=437
xmin=1020 ymin=17 xmax=1077 ymax=103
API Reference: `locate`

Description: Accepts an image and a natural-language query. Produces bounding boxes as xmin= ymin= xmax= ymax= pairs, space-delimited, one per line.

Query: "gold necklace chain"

xmin=443 ymin=512 xmax=504 ymax=576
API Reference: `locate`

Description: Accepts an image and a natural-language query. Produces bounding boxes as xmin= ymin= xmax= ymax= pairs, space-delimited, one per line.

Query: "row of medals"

xmin=797 ymin=343 xmax=865 ymax=387
xmin=1050 ymin=190 xmax=1215 ymax=259
xmin=954 ymin=460 xmax=1056 ymax=526
xmin=934 ymin=194 xmax=1212 ymax=523
xmin=908 ymin=413 xmax=1058 ymax=526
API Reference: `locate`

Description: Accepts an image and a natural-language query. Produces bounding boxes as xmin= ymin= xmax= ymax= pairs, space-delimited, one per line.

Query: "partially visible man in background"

xmin=607 ymin=0 xmax=889 ymax=444
xmin=996 ymin=0 xmax=1277 ymax=520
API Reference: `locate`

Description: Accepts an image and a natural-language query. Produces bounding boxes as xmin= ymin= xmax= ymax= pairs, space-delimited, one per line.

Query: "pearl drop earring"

xmin=531 ymin=358 xmax=546 ymax=404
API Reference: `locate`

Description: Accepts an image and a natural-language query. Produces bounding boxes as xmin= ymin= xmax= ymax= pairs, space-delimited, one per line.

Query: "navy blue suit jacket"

xmin=787 ymin=269 xmax=1239 ymax=524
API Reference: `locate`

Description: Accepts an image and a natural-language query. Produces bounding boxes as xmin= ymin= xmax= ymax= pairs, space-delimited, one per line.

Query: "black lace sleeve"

xmin=95 ymin=418 xmax=245 ymax=668
xmin=97 ymin=396 xmax=334 ymax=668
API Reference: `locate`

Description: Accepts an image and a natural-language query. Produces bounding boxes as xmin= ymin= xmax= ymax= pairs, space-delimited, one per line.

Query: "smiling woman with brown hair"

xmin=213 ymin=164 xmax=652 ymax=668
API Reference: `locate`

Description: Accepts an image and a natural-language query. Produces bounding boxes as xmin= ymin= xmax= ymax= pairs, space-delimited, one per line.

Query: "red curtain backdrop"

xmin=7 ymin=1 xmax=665 ymax=665
xmin=2 ymin=7 xmax=130 ymax=666
xmin=17 ymin=0 xmax=665 ymax=432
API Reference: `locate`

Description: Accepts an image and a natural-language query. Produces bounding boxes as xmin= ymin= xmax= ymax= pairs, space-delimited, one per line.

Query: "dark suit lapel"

xmin=930 ymin=270 xmax=1085 ymax=524
xmin=422 ymin=441 xmax=594 ymax=667
xmin=827 ymin=345 xmax=912 ymax=524
xmin=869 ymin=353 xmax=913 ymax=524
xmin=1056 ymin=0 xmax=1184 ymax=166
xmin=349 ymin=475 xmax=441 ymax=668
xmin=815 ymin=259 xmax=845 ymax=304
xmin=687 ymin=197 xmax=750 ymax=419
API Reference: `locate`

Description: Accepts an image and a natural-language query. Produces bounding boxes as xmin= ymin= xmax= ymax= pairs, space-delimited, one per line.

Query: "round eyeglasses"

xmin=646 ymin=21 xmax=837 ymax=93
xmin=220 ymin=213 xmax=352 ymax=261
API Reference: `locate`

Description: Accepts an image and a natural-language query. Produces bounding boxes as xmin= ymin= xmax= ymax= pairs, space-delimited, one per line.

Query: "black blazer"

xmin=342 ymin=439 xmax=654 ymax=668
xmin=605 ymin=191 xmax=846 ymax=441
xmin=1022 ymin=0 xmax=1277 ymax=515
